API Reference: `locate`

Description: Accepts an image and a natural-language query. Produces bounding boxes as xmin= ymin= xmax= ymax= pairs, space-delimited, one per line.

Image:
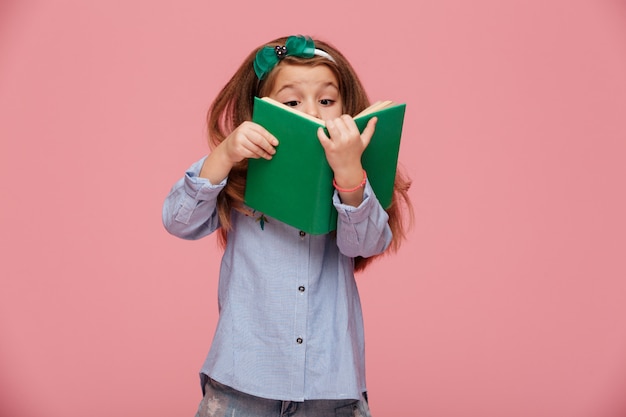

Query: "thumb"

xmin=360 ymin=117 xmax=378 ymax=147
xmin=317 ymin=126 xmax=331 ymax=149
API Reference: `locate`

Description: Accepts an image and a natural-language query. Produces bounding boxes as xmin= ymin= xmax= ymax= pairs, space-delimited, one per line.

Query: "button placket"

xmin=292 ymin=226 xmax=309 ymax=395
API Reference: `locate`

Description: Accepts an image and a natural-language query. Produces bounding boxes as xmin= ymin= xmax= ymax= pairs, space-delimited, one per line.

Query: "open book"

xmin=244 ymin=96 xmax=406 ymax=235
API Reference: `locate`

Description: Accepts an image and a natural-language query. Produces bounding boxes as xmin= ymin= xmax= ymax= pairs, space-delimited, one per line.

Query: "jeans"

xmin=194 ymin=375 xmax=373 ymax=417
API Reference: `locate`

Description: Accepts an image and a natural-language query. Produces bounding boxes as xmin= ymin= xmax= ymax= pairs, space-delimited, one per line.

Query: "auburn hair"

xmin=206 ymin=36 xmax=413 ymax=272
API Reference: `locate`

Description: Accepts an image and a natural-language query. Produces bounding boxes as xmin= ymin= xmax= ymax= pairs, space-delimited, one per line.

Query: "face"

xmin=267 ymin=64 xmax=343 ymax=121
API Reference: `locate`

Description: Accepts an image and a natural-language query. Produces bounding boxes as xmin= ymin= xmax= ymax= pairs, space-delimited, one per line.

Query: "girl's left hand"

xmin=317 ymin=115 xmax=377 ymax=182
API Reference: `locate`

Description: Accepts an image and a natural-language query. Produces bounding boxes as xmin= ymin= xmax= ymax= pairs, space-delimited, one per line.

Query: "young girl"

xmin=163 ymin=35 xmax=412 ymax=417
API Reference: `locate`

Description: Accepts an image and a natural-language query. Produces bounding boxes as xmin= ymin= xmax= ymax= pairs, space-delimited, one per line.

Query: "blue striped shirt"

xmin=162 ymin=157 xmax=392 ymax=401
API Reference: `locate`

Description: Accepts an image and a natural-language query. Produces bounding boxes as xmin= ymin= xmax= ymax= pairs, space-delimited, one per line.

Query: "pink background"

xmin=1 ymin=1 xmax=626 ymax=416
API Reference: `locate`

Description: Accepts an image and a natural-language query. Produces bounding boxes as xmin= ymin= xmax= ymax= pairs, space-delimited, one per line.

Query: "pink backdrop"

xmin=1 ymin=1 xmax=626 ymax=416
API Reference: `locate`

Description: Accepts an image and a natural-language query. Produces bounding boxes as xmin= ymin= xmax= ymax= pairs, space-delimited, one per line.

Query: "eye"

xmin=319 ymin=99 xmax=335 ymax=106
xmin=283 ymin=100 xmax=299 ymax=107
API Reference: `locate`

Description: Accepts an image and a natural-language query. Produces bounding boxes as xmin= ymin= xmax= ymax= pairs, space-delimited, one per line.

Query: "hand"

xmin=317 ymin=115 xmax=377 ymax=207
xmin=221 ymin=121 xmax=279 ymax=163
xmin=317 ymin=115 xmax=377 ymax=179
xmin=199 ymin=121 xmax=278 ymax=184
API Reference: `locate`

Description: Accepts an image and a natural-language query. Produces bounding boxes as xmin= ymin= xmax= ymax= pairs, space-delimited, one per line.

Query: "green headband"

xmin=253 ymin=35 xmax=335 ymax=80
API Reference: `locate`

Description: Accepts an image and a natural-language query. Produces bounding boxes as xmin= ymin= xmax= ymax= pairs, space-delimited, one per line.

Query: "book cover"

xmin=245 ymin=96 xmax=406 ymax=235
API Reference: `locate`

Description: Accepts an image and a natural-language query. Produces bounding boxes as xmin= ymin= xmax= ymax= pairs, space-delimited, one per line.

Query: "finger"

xmin=246 ymin=123 xmax=278 ymax=149
xmin=253 ymin=133 xmax=278 ymax=157
xmin=325 ymin=117 xmax=350 ymax=141
xmin=317 ymin=126 xmax=331 ymax=150
xmin=360 ymin=117 xmax=378 ymax=147
xmin=251 ymin=136 xmax=278 ymax=159
xmin=252 ymin=123 xmax=279 ymax=147
xmin=231 ymin=131 xmax=272 ymax=160
xmin=242 ymin=142 xmax=274 ymax=160
xmin=245 ymin=127 xmax=278 ymax=159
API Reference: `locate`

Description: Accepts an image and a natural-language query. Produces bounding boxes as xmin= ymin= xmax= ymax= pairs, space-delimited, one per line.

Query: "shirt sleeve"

xmin=162 ymin=156 xmax=226 ymax=240
xmin=333 ymin=180 xmax=392 ymax=258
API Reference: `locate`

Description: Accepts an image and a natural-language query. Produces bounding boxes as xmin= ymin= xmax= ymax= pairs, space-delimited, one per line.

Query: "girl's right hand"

xmin=221 ymin=121 xmax=279 ymax=163
xmin=200 ymin=122 xmax=278 ymax=183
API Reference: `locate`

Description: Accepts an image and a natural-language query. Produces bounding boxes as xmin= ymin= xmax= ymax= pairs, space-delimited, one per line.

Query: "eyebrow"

xmin=274 ymin=82 xmax=339 ymax=96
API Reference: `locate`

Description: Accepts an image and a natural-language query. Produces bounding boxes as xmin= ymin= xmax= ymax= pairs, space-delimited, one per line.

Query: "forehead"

xmin=270 ymin=63 xmax=339 ymax=90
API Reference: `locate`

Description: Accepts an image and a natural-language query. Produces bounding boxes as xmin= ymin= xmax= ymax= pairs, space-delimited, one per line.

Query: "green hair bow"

xmin=253 ymin=35 xmax=318 ymax=80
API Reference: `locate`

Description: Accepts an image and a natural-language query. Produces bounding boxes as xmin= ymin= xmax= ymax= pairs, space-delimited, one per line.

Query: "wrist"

xmin=200 ymin=145 xmax=234 ymax=183
xmin=333 ymin=169 xmax=367 ymax=193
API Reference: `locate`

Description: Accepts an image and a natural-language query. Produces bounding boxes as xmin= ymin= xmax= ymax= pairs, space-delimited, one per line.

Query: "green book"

xmin=244 ymin=96 xmax=406 ymax=235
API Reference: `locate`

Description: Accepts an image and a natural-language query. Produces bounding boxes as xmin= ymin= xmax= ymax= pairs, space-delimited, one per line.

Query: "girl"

xmin=163 ymin=35 xmax=412 ymax=417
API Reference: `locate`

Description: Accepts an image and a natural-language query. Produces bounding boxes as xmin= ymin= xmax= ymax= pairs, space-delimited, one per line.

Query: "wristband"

xmin=333 ymin=170 xmax=367 ymax=193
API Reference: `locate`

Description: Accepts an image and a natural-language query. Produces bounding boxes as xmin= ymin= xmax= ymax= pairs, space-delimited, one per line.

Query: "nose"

xmin=301 ymin=101 xmax=320 ymax=119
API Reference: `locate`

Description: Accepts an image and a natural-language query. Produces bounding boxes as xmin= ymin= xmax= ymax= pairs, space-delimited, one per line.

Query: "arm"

xmin=163 ymin=122 xmax=278 ymax=239
xmin=162 ymin=157 xmax=224 ymax=240
xmin=317 ymin=115 xmax=377 ymax=207
xmin=199 ymin=121 xmax=278 ymax=184
xmin=333 ymin=180 xmax=392 ymax=258
xmin=317 ymin=114 xmax=389 ymax=257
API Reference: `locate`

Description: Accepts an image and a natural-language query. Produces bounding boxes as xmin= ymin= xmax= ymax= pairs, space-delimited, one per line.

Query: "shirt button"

xmin=298 ymin=286 xmax=305 ymax=292
xmin=296 ymin=337 xmax=303 ymax=344
xmin=299 ymin=231 xmax=306 ymax=237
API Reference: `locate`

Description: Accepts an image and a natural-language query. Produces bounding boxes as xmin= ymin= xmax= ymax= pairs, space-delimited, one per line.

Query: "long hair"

xmin=206 ymin=36 xmax=413 ymax=272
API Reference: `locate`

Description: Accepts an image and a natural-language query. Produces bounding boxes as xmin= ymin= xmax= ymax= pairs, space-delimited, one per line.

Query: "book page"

xmin=260 ymin=97 xmax=324 ymax=124
xmin=354 ymin=100 xmax=395 ymax=118
xmin=262 ymin=96 xmax=398 ymax=123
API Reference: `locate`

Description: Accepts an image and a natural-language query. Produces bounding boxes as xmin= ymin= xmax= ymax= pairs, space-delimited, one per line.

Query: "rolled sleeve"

xmin=162 ymin=157 xmax=226 ymax=240
xmin=333 ymin=181 xmax=392 ymax=258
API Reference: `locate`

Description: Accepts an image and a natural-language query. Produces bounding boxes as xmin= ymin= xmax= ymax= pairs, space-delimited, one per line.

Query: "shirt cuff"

xmin=183 ymin=156 xmax=227 ymax=201
xmin=332 ymin=180 xmax=375 ymax=224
